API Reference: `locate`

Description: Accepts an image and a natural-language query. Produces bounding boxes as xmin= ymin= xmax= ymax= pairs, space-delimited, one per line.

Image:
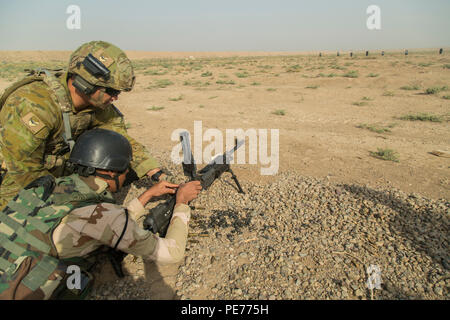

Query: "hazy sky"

xmin=0 ymin=0 xmax=449 ymax=52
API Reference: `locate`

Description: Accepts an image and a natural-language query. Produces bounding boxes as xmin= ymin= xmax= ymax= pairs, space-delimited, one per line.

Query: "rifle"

xmin=143 ymin=131 xmax=245 ymax=236
xmin=108 ymin=132 xmax=244 ymax=277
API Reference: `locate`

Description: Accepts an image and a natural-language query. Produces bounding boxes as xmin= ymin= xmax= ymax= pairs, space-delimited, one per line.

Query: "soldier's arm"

xmin=91 ymin=105 xmax=161 ymax=178
xmin=0 ymin=84 xmax=59 ymax=186
xmin=74 ymin=202 xmax=191 ymax=264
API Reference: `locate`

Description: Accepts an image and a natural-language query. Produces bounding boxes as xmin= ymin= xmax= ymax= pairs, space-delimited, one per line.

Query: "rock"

xmin=102 ymin=165 xmax=448 ymax=301
xmin=433 ymin=286 xmax=444 ymax=296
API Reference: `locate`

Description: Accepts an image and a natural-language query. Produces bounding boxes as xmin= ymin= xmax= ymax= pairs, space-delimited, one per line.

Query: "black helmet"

xmin=68 ymin=129 xmax=132 ymax=175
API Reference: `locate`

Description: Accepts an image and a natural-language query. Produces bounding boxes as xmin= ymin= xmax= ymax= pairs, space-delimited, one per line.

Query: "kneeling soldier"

xmin=0 ymin=128 xmax=201 ymax=300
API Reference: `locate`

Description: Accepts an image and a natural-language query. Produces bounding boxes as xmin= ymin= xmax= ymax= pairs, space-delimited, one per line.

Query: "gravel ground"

xmin=89 ymin=150 xmax=449 ymax=300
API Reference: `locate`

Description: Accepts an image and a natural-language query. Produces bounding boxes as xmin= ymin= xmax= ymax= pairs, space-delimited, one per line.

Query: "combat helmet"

xmin=67 ymin=128 xmax=132 ymax=177
xmin=68 ymin=40 xmax=135 ymax=93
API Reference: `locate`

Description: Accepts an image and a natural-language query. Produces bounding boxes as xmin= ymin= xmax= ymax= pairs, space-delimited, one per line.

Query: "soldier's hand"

xmin=149 ymin=181 xmax=179 ymax=197
xmin=138 ymin=181 xmax=179 ymax=206
xmin=176 ymin=181 xmax=202 ymax=205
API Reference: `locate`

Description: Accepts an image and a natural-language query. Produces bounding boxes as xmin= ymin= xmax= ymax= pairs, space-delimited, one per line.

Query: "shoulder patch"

xmin=93 ymin=49 xmax=114 ymax=68
xmin=21 ymin=112 xmax=46 ymax=134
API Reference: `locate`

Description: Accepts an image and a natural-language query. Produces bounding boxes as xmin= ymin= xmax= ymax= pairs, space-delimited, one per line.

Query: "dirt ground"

xmin=0 ymin=49 xmax=449 ymax=200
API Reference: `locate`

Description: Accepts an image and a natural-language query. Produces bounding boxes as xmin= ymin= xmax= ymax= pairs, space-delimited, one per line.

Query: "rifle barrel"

xmin=209 ymin=139 xmax=245 ymax=165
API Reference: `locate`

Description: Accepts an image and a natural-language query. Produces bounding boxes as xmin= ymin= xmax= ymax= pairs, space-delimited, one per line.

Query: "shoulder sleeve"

xmin=145 ymin=203 xmax=191 ymax=263
xmin=91 ymin=104 xmax=160 ymax=177
xmin=0 ymin=82 xmax=58 ymax=180
xmin=72 ymin=202 xmax=159 ymax=256
xmin=70 ymin=202 xmax=191 ymax=264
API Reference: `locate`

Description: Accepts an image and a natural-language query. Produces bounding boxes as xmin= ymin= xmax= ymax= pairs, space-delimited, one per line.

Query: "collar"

xmin=78 ymin=175 xmax=110 ymax=194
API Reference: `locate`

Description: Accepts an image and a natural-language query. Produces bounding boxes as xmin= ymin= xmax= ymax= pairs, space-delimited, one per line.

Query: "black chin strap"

xmin=94 ymin=172 xmax=121 ymax=190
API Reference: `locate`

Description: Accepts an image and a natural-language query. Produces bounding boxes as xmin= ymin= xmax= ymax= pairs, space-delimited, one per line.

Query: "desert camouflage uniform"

xmin=0 ymin=71 xmax=160 ymax=209
xmin=0 ymin=174 xmax=190 ymax=300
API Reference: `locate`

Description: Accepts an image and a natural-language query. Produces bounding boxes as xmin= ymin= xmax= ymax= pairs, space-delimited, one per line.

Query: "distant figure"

xmin=405 ymin=50 xmax=409 ymax=56
xmin=366 ymin=51 xmax=369 ymax=57
xmin=381 ymin=51 xmax=385 ymax=56
xmin=337 ymin=51 xmax=340 ymax=57
xmin=439 ymin=48 xmax=443 ymax=54
xmin=319 ymin=52 xmax=322 ymax=57
xmin=350 ymin=52 xmax=353 ymax=57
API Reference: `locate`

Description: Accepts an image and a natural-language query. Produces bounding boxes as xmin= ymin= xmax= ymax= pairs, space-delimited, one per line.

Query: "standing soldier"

xmin=0 ymin=129 xmax=202 ymax=299
xmin=0 ymin=41 xmax=163 ymax=209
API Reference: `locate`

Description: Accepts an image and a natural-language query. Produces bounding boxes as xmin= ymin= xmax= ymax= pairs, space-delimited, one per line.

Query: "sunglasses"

xmin=99 ymin=86 xmax=121 ymax=97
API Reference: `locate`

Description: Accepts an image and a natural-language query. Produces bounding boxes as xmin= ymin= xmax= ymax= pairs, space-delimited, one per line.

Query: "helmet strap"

xmin=87 ymin=88 xmax=108 ymax=109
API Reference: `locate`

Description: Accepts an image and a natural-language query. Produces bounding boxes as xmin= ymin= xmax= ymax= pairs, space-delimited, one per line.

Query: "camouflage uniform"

xmin=0 ymin=41 xmax=160 ymax=209
xmin=0 ymin=173 xmax=191 ymax=300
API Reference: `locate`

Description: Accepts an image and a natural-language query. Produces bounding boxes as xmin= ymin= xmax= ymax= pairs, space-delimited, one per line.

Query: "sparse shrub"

xmin=235 ymin=72 xmax=249 ymax=78
xmin=425 ymin=86 xmax=448 ymax=95
xmin=184 ymin=80 xmax=211 ymax=87
xmin=305 ymin=85 xmax=319 ymax=89
xmin=357 ymin=123 xmax=396 ymax=134
xmin=272 ymin=109 xmax=286 ymax=116
xmin=367 ymin=73 xmax=379 ymax=77
xmin=397 ymin=113 xmax=442 ymax=122
xmin=216 ymin=80 xmax=235 ymax=85
xmin=342 ymin=70 xmax=359 ymax=78
xmin=266 ymin=88 xmax=277 ymax=91
xmin=330 ymin=64 xmax=346 ymax=70
xmin=286 ymin=65 xmax=302 ymax=72
xmin=400 ymin=85 xmax=420 ymax=90
xmin=258 ymin=65 xmax=273 ymax=69
xmin=418 ymin=62 xmax=433 ymax=67
xmin=169 ymin=95 xmax=183 ymax=101
xmin=147 ymin=106 xmax=164 ymax=111
xmin=144 ymin=69 xmax=168 ymax=76
xmin=370 ymin=148 xmax=399 ymax=162
xmin=201 ymin=71 xmax=213 ymax=77
xmin=352 ymin=101 xmax=368 ymax=106
xmin=148 ymin=79 xmax=173 ymax=89
xmin=317 ymin=73 xmax=337 ymax=78
xmin=383 ymin=91 xmax=395 ymax=97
